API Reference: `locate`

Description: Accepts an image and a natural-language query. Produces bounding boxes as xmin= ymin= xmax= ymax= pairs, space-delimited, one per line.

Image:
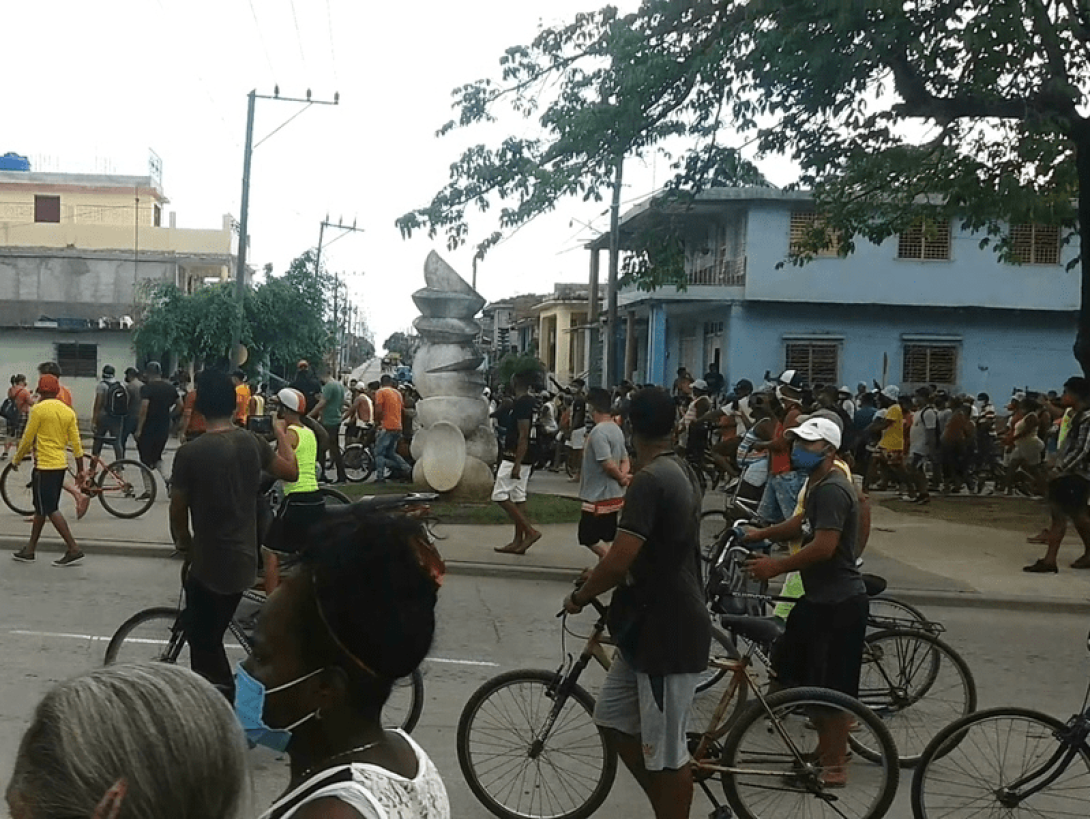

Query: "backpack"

xmin=0 ymin=396 xmax=18 ymax=424
xmin=105 ymin=380 xmax=129 ymax=417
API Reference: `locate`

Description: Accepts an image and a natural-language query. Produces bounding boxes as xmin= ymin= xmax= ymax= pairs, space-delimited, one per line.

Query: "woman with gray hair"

xmin=6 ymin=662 xmax=248 ymax=819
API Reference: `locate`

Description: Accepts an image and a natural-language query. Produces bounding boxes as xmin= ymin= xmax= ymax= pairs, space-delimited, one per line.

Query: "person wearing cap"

xmin=837 ymin=386 xmax=856 ymax=421
xmin=730 ymin=378 xmax=755 ymax=428
xmin=906 ymin=388 xmax=939 ymax=504
xmin=291 ymin=360 xmax=322 ymax=416
xmin=871 ymin=385 xmax=907 ymax=491
xmin=170 ymin=370 xmax=297 ymax=694
xmin=11 ymin=375 xmax=88 ymax=567
xmin=91 ymin=364 xmax=124 ymax=465
xmin=34 ymin=362 xmax=89 ymax=518
xmin=742 ymin=416 xmax=867 ymax=787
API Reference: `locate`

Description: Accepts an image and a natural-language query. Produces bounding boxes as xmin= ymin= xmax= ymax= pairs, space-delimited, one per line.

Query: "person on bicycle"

xmin=170 ymin=370 xmax=297 ymax=698
xmin=742 ymin=416 xmax=867 ymax=787
xmin=10 ymin=374 xmax=87 ymax=567
xmin=563 ymin=386 xmax=710 ymax=819
xmin=263 ymin=388 xmax=325 ymax=592
xmin=243 ymin=504 xmax=450 ymax=818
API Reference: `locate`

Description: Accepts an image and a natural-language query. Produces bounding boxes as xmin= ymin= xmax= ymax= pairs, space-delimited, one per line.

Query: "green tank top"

xmin=285 ymin=423 xmax=319 ymax=494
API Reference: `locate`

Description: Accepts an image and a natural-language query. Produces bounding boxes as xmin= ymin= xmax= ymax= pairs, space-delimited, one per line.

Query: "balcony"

xmin=688 ymin=253 xmax=746 ymax=287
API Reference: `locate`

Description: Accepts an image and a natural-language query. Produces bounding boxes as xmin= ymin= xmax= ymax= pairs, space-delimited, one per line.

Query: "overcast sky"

xmin=4 ymin=0 xmax=793 ymax=351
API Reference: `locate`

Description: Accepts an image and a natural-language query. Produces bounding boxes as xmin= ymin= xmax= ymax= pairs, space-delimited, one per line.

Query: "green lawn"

xmin=338 ymin=483 xmax=582 ymax=525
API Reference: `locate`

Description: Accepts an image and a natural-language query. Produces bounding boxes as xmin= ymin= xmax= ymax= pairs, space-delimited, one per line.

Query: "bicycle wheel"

xmin=700 ymin=510 xmax=729 ymax=564
xmin=720 ymin=686 xmax=899 ymax=819
xmin=868 ymin=595 xmax=929 ymax=630
xmin=690 ymin=627 xmax=749 ymax=736
xmin=96 ymin=459 xmax=157 ymax=518
xmin=104 ymin=607 xmax=250 ymax=667
xmin=911 ymin=707 xmax=1090 ymax=819
xmin=852 ymin=628 xmax=977 ymax=767
xmin=457 ymin=668 xmax=617 ymax=819
xmin=383 ymin=668 xmax=424 ymax=733
xmin=319 ymin=486 xmax=351 ymax=505
xmin=342 ymin=443 xmax=374 ymax=483
xmin=0 ymin=459 xmax=35 ymax=516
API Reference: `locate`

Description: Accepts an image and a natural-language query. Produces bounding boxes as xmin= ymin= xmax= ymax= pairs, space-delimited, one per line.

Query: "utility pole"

xmin=605 ymin=154 xmax=624 ymax=387
xmin=314 ymin=216 xmax=363 ymax=281
xmin=231 ymin=87 xmax=340 ymax=367
xmin=314 ymin=218 xmax=365 ymax=375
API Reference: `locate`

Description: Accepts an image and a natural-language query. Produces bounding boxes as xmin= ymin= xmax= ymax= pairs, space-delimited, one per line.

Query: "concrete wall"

xmin=0 ymin=329 xmax=137 ymax=421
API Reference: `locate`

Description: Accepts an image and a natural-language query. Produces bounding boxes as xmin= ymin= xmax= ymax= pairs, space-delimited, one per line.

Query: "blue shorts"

xmin=756 ymin=470 xmax=806 ymax=525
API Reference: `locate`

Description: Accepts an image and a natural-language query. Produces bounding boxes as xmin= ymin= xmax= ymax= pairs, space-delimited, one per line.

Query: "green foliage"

xmin=382 ymin=331 xmax=420 ymax=365
xmin=495 ymin=351 xmax=546 ymax=388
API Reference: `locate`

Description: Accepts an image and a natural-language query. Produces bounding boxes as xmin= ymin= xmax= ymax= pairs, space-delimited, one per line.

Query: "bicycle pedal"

xmin=709 ymin=806 xmax=733 ymax=819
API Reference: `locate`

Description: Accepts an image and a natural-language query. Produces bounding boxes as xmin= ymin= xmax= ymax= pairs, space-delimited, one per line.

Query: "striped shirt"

xmin=1057 ymin=409 xmax=1090 ymax=480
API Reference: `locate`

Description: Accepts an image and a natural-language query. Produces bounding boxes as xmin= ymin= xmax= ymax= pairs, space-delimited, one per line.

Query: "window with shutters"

xmin=34 ymin=195 xmax=60 ymax=223
xmin=902 ymin=344 xmax=957 ymax=386
xmin=1009 ymin=223 xmax=1060 ymax=265
xmin=56 ymin=343 xmax=98 ymax=378
xmin=897 ymin=218 xmax=951 ymax=260
xmin=784 ymin=342 xmax=839 ymax=386
xmin=789 ymin=211 xmax=840 ymax=256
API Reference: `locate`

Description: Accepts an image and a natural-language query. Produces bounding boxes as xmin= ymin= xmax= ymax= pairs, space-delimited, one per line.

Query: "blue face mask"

xmin=234 ymin=664 xmax=324 ymax=752
xmin=791 ymin=446 xmax=827 ymax=474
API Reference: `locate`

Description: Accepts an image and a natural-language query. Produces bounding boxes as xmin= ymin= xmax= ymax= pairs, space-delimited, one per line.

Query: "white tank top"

xmin=260 ymin=731 xmax=450 ymax=819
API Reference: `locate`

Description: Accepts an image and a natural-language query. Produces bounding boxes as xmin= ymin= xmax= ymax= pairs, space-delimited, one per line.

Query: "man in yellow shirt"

xmin=872 ymin=385 xmax=908 ymax=492
xmin=11 ymin=375 xmax=87 ymax=567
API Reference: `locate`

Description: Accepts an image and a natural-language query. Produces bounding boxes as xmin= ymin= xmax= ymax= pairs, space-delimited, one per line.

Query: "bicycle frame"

xmin=997 ymin=713 xmax=1090 ymax=806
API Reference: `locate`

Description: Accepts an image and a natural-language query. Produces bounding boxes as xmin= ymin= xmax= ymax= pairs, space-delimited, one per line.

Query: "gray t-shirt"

xmin=125 ymin=378 xmax=144 ymax=420
xmin=94 ymin=377 xmax=116 ymax=423
xmin=799 ymin=470 xmax=866 ymax=604
xmin=171 ymin=429 xmax=273 ymax=595
xmin=580 ymin=421 xmax=627 ymax=503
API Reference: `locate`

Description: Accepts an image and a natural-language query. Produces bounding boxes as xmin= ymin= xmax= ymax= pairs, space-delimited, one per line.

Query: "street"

xmin=0 ymin=554 xmax=1086 ymax=818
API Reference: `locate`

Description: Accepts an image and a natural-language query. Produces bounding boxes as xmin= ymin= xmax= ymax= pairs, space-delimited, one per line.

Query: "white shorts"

xmin=594 ymin=651 xmax=701 ymax=771
xmin=491 ymin=460 xmax=530 ymax=503
xmin=570 ymin=427 xmax=587 ymax=450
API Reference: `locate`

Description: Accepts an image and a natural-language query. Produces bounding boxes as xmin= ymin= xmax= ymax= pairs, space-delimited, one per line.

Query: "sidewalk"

xmin=1 ymin=467 xmax=1087 ymax=612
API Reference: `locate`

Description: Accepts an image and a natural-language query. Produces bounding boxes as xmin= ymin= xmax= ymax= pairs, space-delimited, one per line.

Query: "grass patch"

xmin=877 ymin=493 xmax=1047 ymax=533
xmin=338 ymin=483 xmax=583 ymax=525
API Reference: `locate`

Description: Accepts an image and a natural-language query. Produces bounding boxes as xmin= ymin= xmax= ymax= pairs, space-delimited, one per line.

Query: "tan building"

xmin=533 ymin=283 xmax=603 ymax=384
xmin=0 ymin=163 xmax=238 ymax=417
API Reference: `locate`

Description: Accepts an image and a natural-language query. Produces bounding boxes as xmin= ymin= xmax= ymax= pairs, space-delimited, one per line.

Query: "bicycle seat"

xmin=863 ymin=574 xmax=888 ymax=597
xmin=718 ymin=614 xmax=785 ymax=645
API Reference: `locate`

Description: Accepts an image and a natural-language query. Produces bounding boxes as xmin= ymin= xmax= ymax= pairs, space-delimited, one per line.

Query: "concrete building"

xmin=0 ymin=164 xmax=238 ymax=416
xmin=588 ymin=187 xmax=1080 ymax=396
xmin=532 ymin=283 xmax=603 ymax=384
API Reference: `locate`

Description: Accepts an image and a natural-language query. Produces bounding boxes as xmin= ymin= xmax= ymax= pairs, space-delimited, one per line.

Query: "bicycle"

xmin=910 ymin=629 xmax=1090 ymax=818
xmin=0 ymin=453 xmax=156 ymax=519
xmin=104 ymin=492 xmax=440 ymax=733
xmin=457 ymin=590 xmax=900 ymax=819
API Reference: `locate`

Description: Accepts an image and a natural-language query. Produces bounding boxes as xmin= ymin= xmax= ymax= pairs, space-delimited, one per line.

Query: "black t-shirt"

xmin=140 ymin=379 xmax=179 ymax=437
xmin=704 ymin=372 xmax=725 ymax=394
xmin=171 ymin=429 xmax=273 ymax=595
xmin=571 ymin=395 xmax=587 ymax=431
xmin=610 ymin=453 xmax=711 ymax=675
xmin=799 ymin=470 xmax=866 ymax=604
xmin=503 ymin=395 xmax=536 ymax=457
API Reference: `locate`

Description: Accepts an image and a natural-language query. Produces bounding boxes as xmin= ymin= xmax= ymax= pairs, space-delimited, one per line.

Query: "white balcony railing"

xmin=688 ymin=255 xmax=746 ymax=287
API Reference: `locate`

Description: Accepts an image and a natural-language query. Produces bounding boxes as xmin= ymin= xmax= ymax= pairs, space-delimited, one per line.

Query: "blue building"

xmin=592 ymin=188 xmax=1080 ymax=396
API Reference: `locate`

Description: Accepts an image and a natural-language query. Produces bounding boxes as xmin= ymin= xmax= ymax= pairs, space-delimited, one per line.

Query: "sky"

xmin=2 ymin=0 xmax=793 ymax=352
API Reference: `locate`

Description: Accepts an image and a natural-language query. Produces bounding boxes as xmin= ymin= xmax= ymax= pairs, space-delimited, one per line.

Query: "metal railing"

xmin=688 ymin=255 xmax=746 ymax=287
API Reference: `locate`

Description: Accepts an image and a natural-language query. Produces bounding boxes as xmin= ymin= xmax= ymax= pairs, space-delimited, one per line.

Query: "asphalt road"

xmin=0 ymin=555 xmax=1086 ymax=818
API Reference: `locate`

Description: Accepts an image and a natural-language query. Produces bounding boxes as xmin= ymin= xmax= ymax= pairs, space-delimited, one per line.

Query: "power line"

xmin=247 ymin=0 xmax=278 ymax=79
xmin=287 ymin=0 xmax=308 ymax=69
xmin=324 ymin=0 xmax=340 ymax=85
xmin=253 ymin=103 xmax=313 ymax=149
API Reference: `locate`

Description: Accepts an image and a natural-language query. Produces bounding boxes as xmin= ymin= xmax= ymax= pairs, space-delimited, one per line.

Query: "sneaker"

xmin=12 ymin=550 xmax=34 ymax=563
xmin=53 ymin=551 xmax=85 ymax=567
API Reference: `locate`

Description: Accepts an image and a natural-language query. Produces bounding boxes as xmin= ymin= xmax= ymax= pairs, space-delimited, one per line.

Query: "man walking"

xmin=135 ymin=361 xmax=182 ymax=486
xmin=743 ymin=417 xmax=868 ymax=787
xmin=11 ymin=374 xmax=87 ymax=567
xmin=310 ymin=367 xmax=348 ymax=484
xmin=563 ymin=386 xmax=710 ymax=819
xmin=578 ymin=387 xmax=631 ymax=559
xmin=120 ymin=367 xmax=143 ymax=456
xmin=373 ymin=374 xmax=412 ymax=483
xmin=169 ymin=370 xmax=296 ymax=697
xmin=493 ymin=371 xmax=542 ymax=555
xmin=91 ymin=364 xmax=125 ymax=466
xmin=907 ymin=388 xmax=939 ymax=504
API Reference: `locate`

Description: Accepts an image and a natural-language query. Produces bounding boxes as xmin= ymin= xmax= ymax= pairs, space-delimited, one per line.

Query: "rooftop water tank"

xmin=0 ymin=153 xmax=31 ymax=171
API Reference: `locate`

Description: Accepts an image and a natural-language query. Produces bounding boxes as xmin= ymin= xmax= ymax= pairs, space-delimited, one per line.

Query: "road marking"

xmin=10 ymin=630 xmax=499 ymax=666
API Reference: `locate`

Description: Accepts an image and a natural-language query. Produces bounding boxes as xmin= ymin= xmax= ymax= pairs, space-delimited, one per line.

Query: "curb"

xmin=875 ymin=588 xmax=1090 ymax=615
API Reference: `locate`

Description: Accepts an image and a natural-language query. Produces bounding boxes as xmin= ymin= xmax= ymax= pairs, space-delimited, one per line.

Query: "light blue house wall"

xmin=613 ymin=189 xmax=1080 ymax=396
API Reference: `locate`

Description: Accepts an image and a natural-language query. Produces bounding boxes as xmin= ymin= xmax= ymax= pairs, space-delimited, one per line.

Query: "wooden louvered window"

xmin=785 ymin=342 xmax=839 ymax=386
xmin=902 ymin=344 xmax=957 ymax=386
xmin=897 ymin=218 xmax=951 ymax=261
xmin=1010 ymin=223 xmax=1060 ymax=265
xmin=56 ymin=343 xmax=98 ymax=378
xmin=34 ymin=195 xmax=60 ymax=223
xmin=789 ymin=211 xmax=840 ymax=256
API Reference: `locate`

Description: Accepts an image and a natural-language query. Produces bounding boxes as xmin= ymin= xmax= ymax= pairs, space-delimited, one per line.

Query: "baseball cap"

xmin=102 ymin=365 xmax=115 ymax=376
xmin=276 ymin=388 xmax=305 ymax=413
xmin=734 ymin=379 xmax=753 ymax=391
xmin=881 ymin=384 xmax=900 ymax=400
xmin=778 ymin=369 xmax=805 ymax=389
xmin=787 ymin=417 xmax=842 ymax=450
xmin=37 ymin=374 xmax=60 ymax=395
xmin=692 ymin=379 xmax=709 ymax=392
xmin=837 ymin=385 xmax=851 ymax=396
xmin=798 ymin=409 xmax=845 ymax=432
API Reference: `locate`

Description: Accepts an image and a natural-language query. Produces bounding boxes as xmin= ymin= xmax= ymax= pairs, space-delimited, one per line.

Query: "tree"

xmin=383 ymin=331 xmax=420 ymax=366
xmin=398 ymin=0 xmax=1090 ymax=372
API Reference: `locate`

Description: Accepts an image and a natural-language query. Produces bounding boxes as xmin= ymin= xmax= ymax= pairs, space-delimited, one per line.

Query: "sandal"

xmin=1023 ymin=559 xmax=1058 ymax=574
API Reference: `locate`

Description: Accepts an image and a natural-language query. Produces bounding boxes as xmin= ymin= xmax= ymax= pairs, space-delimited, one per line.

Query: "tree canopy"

xmin=382 ymin=331 xmax=420 ymax=365
xmin=399 ymin=0 xmax=1090 ymax=369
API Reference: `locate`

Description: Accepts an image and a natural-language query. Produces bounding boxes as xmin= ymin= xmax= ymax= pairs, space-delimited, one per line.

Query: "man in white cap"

xmin=742 ymin=416 xmax=868 ymax=787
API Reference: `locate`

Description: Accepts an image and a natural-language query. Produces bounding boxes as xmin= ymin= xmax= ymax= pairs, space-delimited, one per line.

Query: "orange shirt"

xmin=234 ymin=384 xmax=251 ymax=425
xmin=374 ymin=387 xmax=403 ymax=432
xmin=184 ymin=390 xmax=207 ymax=434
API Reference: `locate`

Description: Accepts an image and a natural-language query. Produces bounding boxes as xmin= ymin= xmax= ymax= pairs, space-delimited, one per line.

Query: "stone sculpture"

xmin=409 ymin=252 xmax=497 ymax=497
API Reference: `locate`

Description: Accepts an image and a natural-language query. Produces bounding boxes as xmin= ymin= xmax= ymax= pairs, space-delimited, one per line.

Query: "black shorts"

xmin=770 ymin=594 xmax=868 ymax=698
xmin=1048 ymin=474 xmax=1090 ymax=516
xmin=264 ymin=491 xmax=326 ymax=556
xmin=578 ymin=510 xmax=618 ymax=547
xmin=32 ymin=468 xmax=66 ymax=516
xmin=137 ymin=433 xmax=168 ymax=467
